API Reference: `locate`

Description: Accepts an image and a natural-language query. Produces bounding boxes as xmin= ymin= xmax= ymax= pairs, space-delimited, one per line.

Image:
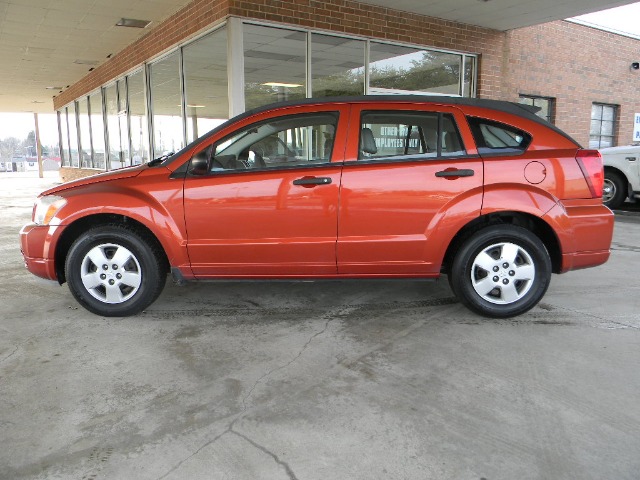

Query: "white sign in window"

xmin=634 ymin=113 xmax=640 ymax=142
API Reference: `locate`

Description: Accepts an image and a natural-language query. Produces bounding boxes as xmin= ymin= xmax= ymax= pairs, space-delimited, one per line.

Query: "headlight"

xmin=33 ymin=195 xmax=67 ymax=225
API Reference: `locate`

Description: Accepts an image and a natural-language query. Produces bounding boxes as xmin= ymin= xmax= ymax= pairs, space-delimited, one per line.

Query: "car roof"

xmin=238 ymin=95 xmax=576 ymax=143
xmin=164 ymin=95 xmax=578 ymax=166
xmin=239 ymin=95 xmax=548 ymax=127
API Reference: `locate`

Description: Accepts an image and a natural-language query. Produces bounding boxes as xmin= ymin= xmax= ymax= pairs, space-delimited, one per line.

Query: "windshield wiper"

xmin=148 ymin=152 xmax=174 ymax=167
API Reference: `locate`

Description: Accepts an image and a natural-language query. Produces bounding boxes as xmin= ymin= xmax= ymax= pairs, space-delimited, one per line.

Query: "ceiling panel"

xmin=0 ymin=0 xmax=192 ymax=113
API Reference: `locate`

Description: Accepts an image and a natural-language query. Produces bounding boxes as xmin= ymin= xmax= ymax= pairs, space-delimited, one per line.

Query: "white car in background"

xmin=601 ymin=144 xmax=640 ymax=209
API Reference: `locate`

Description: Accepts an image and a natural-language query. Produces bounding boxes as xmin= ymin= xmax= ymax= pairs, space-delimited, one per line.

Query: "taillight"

xmin=576 ymin=149 xmax=604 ymax=198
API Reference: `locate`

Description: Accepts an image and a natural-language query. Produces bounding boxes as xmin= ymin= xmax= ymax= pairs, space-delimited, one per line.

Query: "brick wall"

xmin=54 ymin=0 xmax=506 ymax=111
xmin=504 ymin=21 xmax=640 ymax=147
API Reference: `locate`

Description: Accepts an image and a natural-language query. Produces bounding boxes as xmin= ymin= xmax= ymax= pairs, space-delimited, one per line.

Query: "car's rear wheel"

xmin=65 ymin=225 xmax=166 ymax=317
xmin=603 ymin=170 xmax=626 ymax=209
xmin=449 ymin=225 xmax=551 ymax=318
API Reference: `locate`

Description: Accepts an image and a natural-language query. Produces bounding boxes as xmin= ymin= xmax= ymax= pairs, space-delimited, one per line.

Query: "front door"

xmin=183 ymin=106 xmax=348 ymax=277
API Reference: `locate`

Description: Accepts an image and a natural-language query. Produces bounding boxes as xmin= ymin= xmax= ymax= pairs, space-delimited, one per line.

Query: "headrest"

xmin=361 ymin=128 xmax=378 ymax=155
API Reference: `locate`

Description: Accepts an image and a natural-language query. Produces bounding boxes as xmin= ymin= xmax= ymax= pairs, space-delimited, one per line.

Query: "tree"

xmin=22 ymin=130 xmax=37 ymax=157
xmin=369 ymin=51 xmax=461 ymax=93
xmin=0 ymin=137 xmax=21 ymax=160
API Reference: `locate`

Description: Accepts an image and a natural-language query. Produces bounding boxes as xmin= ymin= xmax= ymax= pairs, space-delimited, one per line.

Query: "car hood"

xmin=40 ymin=165 xmax=146 ymax=196
xmin=599 ymin=145 xmax=640 ymax=156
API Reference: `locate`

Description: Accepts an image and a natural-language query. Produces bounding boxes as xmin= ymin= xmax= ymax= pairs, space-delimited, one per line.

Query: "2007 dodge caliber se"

xmin=20 ymin=96 xmax=614 ymax=318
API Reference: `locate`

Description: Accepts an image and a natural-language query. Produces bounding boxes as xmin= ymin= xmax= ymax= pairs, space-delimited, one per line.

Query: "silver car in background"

xmin=601 ymin=144 xmax=640 ymax=209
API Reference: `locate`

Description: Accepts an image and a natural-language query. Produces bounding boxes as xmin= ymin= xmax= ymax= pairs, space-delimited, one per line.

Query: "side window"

xmin=359 ymin=112 xmax=465 ymax=160
xmin=199 ymin=113 xmax=338 ymax=172
xmin=467 ymin=117 xmax=531 ymax=155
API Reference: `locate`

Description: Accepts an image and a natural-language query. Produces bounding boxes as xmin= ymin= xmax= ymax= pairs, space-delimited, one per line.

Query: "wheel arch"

xmin=604 ymin=165 xmax=630 ymax=190
xmin=442 ymin=211 xmax=562 ymax=275
xmin=55 ymin=214 xmax=170 ymax=284
xmin=604 ymin=165 xmax=629 ymax=182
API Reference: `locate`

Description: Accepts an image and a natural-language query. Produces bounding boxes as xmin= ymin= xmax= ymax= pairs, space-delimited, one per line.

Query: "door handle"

xmin=293 ymin=176 xmax=332 ymax=186
xmin=435 ymin=168 xmax=475 ymax=178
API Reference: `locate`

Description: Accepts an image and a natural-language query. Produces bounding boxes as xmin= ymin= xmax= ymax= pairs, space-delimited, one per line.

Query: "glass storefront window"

xmin=150 ymin=51 xmax=183 ymax=158
xmin=183 ymin=28 xmax=229 ymax=143
xmin=369 ymin=42 xmax=462 ymax=96
xmin=128 ymin=70 xmax=150 ymax=165
xmin=59 ymin=109 xmax=70 ymax=167
xmin=89 ymin=91 xmax=106 ymax=169
xmin=67 ymin=102 xmax=80 ymax=168
xmin=244 ymin=25 xmax=306 ymax=110
xmin=311 ymin=34 xmax=364 ymax=97
xmin=105 ymin=82 xmax=125 ymax=169
xmin=77 ymin=97 xmax=92 ymax=167
xmin=57 ymin=22 xmax=479 ymax=174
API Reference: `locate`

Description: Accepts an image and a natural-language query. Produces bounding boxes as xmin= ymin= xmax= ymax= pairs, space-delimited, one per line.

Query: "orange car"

xmin=20 ymin=96 xmax=613 ymax=318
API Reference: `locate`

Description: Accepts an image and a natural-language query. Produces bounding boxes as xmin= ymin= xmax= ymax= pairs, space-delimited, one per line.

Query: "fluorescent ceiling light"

xmin=262 ymin=82 xmax=303 ymax=88
xmin=74 ymin=59 xmax=99 ymax=66
xmin=116 ymin=18 xmax=151 ymax=28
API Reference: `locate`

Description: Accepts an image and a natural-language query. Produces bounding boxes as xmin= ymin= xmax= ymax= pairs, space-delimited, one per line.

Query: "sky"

xmin=1 ymin=1 xmax=640 ymax=147
xmin=570 ymin=2 xmax=640 ymax=38
xmin=0 ymin=113 xmax=60 ymax=147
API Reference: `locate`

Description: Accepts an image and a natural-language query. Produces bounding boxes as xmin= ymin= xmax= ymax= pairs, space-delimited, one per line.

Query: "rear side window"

xmin=359 ymin=111 xmax=466 ymax=160
xmin=467 ymin=117 xmax=531 ymax=155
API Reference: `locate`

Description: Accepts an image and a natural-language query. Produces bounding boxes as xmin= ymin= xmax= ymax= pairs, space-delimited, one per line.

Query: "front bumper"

xmin=19 ymin=223 xmax=64 ymax=281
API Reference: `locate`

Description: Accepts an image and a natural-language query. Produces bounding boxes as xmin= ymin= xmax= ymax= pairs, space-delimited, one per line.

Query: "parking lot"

xmin=1 ymin=171 xmax=639 ymax=480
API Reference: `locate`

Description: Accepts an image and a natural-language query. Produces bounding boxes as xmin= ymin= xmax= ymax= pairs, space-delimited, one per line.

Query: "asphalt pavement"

xmin=1 ymin=172 xmax=639 ymax=480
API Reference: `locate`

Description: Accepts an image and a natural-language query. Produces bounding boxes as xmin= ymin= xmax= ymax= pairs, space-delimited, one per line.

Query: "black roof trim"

xmin=163 ymin=95 xmax=579 ymax=166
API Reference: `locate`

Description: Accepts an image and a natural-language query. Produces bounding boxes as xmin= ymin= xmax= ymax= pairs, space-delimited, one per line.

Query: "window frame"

xmin=519 ymin=94 xmax=555 ymax=124
xmin=590 ymin=102 xmax=618 ymax=149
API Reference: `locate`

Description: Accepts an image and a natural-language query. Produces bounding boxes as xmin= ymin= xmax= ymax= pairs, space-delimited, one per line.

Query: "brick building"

xmin=52 ymin=0 xmax=640 ymax=181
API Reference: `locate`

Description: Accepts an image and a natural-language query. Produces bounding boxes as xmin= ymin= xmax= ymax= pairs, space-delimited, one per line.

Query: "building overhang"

xmin=1 ymin=0 xmax=637 ymax=113
xmin=358 ymin=0 xmax=637 ymax=32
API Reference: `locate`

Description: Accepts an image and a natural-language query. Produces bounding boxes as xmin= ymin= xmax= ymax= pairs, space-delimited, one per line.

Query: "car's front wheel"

xmin=449 ymin=225 xmax=551 ymax=318
xmin=65 ymin=225 xmax=167 ymax=317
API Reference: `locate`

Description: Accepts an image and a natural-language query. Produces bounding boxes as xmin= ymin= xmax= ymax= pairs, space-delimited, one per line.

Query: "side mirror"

xmin=188 ymin=156 xmax=208 ymax=176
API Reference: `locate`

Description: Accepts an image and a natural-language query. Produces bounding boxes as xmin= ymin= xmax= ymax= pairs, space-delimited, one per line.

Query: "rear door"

xmin=337 ymin=103 xmax=483 ymax=275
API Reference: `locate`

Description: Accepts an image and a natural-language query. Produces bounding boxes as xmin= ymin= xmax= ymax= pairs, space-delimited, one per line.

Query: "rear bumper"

xmin=19 ymin=223 xmax=62 ymax=281
xmin=546 ymin=201 xmax=614 ymax=272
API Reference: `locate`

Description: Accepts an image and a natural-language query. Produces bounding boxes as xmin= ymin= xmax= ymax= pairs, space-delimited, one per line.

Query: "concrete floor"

xmin=1 ymin=172 xmax=639 ymax=480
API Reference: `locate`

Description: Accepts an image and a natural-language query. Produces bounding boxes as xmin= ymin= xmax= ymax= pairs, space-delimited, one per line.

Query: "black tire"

xmin=65 ymin=225 xmax=167 ymax=317
xmin=603 ymin=170 xmax=626 ymax=209
xmin=449 ymin=225 xmax=551 ymax=318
